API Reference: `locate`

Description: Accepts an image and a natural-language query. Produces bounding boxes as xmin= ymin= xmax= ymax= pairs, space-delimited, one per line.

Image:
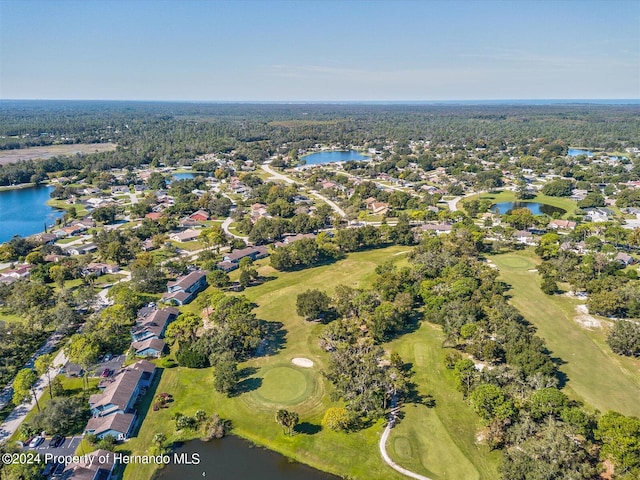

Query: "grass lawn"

xmin=490 ymin=250 xmax=640 ymax=417
xmin=47 ymin=199 xmax=88 ymax=217
xmin=464 ymin=190 xmax=578 ymax=218
xmin=170 ymin=240 xmax=203 ymax=252
xmin=11 ymin=376 xmax=100 ymax=442
xmin=94 ymin=273 xmax=126 ymax=285
xmin=56 ymin=236 xmax=81 ymax=244
xmin=125 ymin=246 xmax=501 ymax=479
xmin=0 ymin=308 xmax=23 ymax=324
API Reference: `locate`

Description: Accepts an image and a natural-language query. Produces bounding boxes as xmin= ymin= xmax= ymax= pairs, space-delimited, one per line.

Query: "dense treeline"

xmin=2 ymin=101 xmax=639 ymax=185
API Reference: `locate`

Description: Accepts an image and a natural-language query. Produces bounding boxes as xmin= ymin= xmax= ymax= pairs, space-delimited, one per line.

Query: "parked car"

xmin=48 ymin=434 xmax=64 ymax=448
xmin=101 ymin=368 xmax=112 ymax=378
xmin=28 ymin=436 xmax=44 ymax=448
xmin=104 ymin=354 xmax=113 ymax=361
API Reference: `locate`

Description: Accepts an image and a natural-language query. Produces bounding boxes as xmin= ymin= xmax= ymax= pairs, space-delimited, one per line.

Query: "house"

xmin=223 ymin=246 xmax=268 ymax=264
xmin=131 ymin=338 xmax=166 ymax=358
xmin=188 ymin=209 xmax=209 ymax=222
xmin=131 ymin=307 xmax=179 ymax=342
xmin=616 ymin=252 xmax=636 ymax=266
xmin=515 ymin=230 xmax=538 ymax=246
xmin=88 ymin=368 xmax=144 ymax=417
xmin=1 ymin=264 xmax=33 ymax=279
xmin=144 ymin=212 xmax=163 ymax=221
xmin=274 ymin=233 xmax=316 ymax=248
xmin=84 ymin=263 xmax=120 ymax=276
xmin=44 ymin=254 xmax=66 ymax=263
xmin=216 ymin=260 xmax=238 ymax=272
xmin=169 ymin=228 xmax=201 ymax=243
xmin=250 ymin=203 xmax=268 ymax=222
xmin=65 ymin=243 xmax=98 ymax=256
xmin=420 ymin=224 xmax=453 ymax=235
xmin=89 ymin=361 xmax=156 ymax=417
xmin=162 ymin=270 xmax=208 ymax=305
xmin=369 ymin=202 xmax=389 ymax=215
xmin=84 ymin=412 xmax=135 ymax=440
xmin=111 ymin=186 xmax=129 ymax=194
xmin=548 ymin=219 xmax=577 ymax=231
xmin=59 ymin=449 xmax=115 ymax=480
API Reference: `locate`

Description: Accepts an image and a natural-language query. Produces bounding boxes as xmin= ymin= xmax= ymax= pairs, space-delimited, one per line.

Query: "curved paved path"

xmin=379 ymin=411 xmax=432 ymax=480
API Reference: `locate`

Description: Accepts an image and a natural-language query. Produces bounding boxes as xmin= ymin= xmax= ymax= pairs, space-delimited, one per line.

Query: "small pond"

xmin=567 ymin=148 xmax=594 ymax=157
xmin=491 ymin=201 xmax=566 ymax=216
xmin=301 ymin=150 xmax=369 ymax=165
xmin=154 ymin=437 xmax=338 ymax=480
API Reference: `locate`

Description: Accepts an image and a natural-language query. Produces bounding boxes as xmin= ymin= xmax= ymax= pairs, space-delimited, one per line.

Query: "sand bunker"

xmin=291 ymin=357 xmax=314 ymax=368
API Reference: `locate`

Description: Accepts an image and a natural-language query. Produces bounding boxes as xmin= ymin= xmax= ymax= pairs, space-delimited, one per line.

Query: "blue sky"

xmin=1 ymin=0 xmax=638 ymax=100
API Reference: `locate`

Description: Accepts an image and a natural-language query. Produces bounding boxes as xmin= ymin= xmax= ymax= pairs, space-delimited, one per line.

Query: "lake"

xmin=171 ymin=172 xmax=195 ymax=180
xmin=0 ymin=185 xmax=63 ymax=243
xmin=154 ymin=437 xmax=339 ymax=480
xmin=301 ymin=150 xmax=369 ymax=165
xmin=568 ymin=148 xmax=593 ymax=157
xmin=491 ymin=201 xmax=566 ymax=216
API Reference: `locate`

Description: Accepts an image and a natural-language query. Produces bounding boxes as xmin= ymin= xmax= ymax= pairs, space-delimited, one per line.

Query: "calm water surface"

xmin=491 ymin=201 xmax=566 ymax=216
xmin=0 ymin=185 xmax=63 ymax=243
xmin=155 ymin=437 xmax=339 ymax=480
xmin=567 ymin=148 xmax=594 ymax=157
xmin=302 ymin=150 xmax=369 ymax=165
xmin=171 ymin=172 xmax=196 ymax=180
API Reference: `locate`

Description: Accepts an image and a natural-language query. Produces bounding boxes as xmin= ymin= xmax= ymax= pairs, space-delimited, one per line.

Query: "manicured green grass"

xmin=386 ymin=323 xmax=501 ymax=480
xmin=464 ymin=190 xmax=578 ymax=218
xmin=170 ymin=240 xmax=203 ymax=251
xmin=47 ymin=199 xmax=88 ymax=217
xmin=56 ymin=236 xmax=81 ymax=244
xmin=490 ymin=250 xmax=640 ymax=417
xmin=0 ymin=308 xmax=23 ymax=324
xmin=125 ymin=246 xmax=503 ymax=479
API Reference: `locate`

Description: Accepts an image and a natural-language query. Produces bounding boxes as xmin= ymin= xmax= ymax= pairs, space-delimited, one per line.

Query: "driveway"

xmin=22 ymin=435 xmax=83 ymax=456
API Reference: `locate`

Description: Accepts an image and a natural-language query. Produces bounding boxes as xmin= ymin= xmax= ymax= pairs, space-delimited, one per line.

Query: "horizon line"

xmin=1 ymin=98 xmax=639 ymax=105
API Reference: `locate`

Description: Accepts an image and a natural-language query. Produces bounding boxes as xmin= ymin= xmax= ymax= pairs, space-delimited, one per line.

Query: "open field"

xmin=490 ymin=250 xmax=640 ymax=417
xmin=464 ymin=190 xmax=578 ymax=218
xmin=0 ymin=143 xmax=116 ymax=165
xmin=125 ymin=246 xmax=500 ymax=480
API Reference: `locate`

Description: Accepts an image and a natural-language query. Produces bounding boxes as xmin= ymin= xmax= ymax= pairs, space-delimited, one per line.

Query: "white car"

xmin=28 ymin=436 xmax=44 ymax=448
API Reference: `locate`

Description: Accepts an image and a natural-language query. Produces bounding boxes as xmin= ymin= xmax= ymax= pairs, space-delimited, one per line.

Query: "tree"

xmin=541 ymin=179 xmax=573 ymax=197
xmin=212 ymin=352 xmax=238 ymax=395
xmin=207 ymin=270 xmax=231 ymax=289
xmin=92 ymin=205 xmax=118 ymax=224
xmin=65 ymin=334 xmax=99 ymax=391
xmin=31 ymin=396 xmax=89 ymax=435
xmin=130 ymin=252 xmax=165 ymax=293
xmin=34 ymin=353 xmax=54 ymax=400
xmin=322 ymin=407 xmax=350 ymax=431
xmin=165 ymin=313 xmax=202 ymax=353
xmin=12 ymin=369 xmax=40 ymax=412
xmin=275 ymin=409 xmax=299 ymax=436
xmin=596 ymin=411 xmax=640 ymax=476
xmin=296 ymin=289 xmax=331 ymax=321
xmin=469 ymin=384 xmax=514 ymax=423
xmin=607 ymin=320 xmax=640 ymax=357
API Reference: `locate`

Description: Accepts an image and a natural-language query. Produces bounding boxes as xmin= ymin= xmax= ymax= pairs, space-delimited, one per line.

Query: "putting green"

xmin=492 ymin=254 xmax=535 ymax=270
xmin=247 ymin=365 xmax=319 ymax=409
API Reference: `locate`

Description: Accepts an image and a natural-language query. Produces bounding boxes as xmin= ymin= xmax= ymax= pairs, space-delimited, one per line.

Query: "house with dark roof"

xmin=162 ymin=270 xmax=207 ymax=305
xmin=59 ymin=448 xmax=115 ymax=480
xmin=84 ymin=412 xmax=135 ymax=440
xmin=89 ymin=368 xmax=143 ymax=417
xmin=131 ymin=307 xmax=179 ymax=342
xmin=131 ymin=338 xmax=166 ymax=358
xmin=616 ymin=252 xmax=636 ymax=266
xmin=274 ymin=233 xmax=316 ymax=248
xmin=217 ymin=246 xmax=268 ymax=272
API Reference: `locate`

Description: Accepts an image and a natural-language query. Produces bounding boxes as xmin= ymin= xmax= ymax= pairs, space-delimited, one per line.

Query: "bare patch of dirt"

xmin=574 ymin=304 xmax=603 ymax=329
xmin=0 ymin=143 xmax=116 ymax=164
